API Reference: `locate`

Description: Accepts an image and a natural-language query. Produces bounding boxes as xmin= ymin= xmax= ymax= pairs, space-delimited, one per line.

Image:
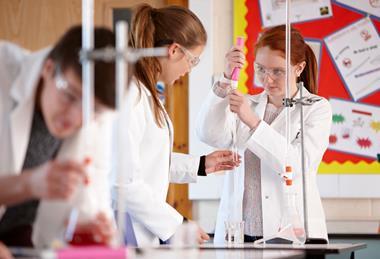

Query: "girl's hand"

xmin=228 ymin=90 xmax=261 ymax=129
xmin=224 ymin=46 xmax=245 ymax=79
xmin=27 ymin=159 xmax=89 ymax=200
xmin=205 ymin=150 xmax=241 ymax=174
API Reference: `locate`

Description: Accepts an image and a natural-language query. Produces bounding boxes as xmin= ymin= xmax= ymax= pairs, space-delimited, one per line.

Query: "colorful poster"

xmin=306 ymin=39 xmax=322 ymax=68
xmin=324 ymin=17 xmax=380 ymax=101
xmin=259 ymin=0 xmax=333 ymax=28
xmin=233 ymin=0 xmax=380 ymax=198
xmin=328 ymin=98 xmax=380 ymax=159
xmin=335 ymin=0 xmax=380 ymax=19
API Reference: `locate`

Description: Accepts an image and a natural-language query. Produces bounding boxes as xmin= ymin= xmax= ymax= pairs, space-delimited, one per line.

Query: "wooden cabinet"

xmin=0 ymin=0 xmax=82 ymax=50
xmin=165 ymin=74 xmax=192 ymax=219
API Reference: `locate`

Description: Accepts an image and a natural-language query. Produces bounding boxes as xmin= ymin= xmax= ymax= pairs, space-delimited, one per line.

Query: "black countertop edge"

xmin=329 ymin=233 xmax=380 ymax=239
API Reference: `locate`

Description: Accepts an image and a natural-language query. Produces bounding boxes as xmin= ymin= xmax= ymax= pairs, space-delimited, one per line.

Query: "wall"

xmin=190 ymin=0 xmax=380 ymax=235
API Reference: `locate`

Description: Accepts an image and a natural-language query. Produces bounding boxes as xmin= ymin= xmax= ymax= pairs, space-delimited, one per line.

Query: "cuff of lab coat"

xmin=213 ymin=74 xmax=233 ymax=98
xmin=235 ymin=117 xmax=261 ymax=149
xmin=170 ymin=153 xmax=200 ymax=183
xmin=161 ymin=214 xmax=184 ymax=242
xmin=197 ymin=155 xmax=207 ymax=176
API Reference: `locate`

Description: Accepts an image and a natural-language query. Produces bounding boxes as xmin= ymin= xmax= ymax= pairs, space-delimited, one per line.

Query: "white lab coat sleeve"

xmin=246 ymin=98 xmax=332 ymax=176
xmin=90 ymin=112 xmax=116 ymax=217
xmin=169 ymin=152 xmax=200 ymax=183
xmin=117 ymin=85 xmax=183 ymax=242
xmin=196 ymin=88 xmax=236 ymax=149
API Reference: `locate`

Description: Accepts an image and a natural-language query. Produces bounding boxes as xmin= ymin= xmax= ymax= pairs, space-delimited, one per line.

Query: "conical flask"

xmin=254 ymin=166 xmax=306 ymax=245
xmin=277 ymin=166 xmax=306 ymax=245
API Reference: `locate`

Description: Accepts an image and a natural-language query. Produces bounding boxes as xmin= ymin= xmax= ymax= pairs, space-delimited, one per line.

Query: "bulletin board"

xmin=233 ymin=0 xmax=380 ymax=196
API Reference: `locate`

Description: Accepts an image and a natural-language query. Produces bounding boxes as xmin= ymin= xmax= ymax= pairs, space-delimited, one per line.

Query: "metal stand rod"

xmin=284 ymin=81 xmax=322 ymax=242
xmin=80 ymin=47 xmax=167 ymax=63
xmin=82 ymin=0 xmax=94 ymax=132
xmin=78 ymin=1 xmax=167 ymax=245
xmin=285 ymin=0 xmax=291 ymax=150
xmin=64 ymin=0 xmax=94 ymax=243
xmin=115 ymin=21 xmax=128 ymax=246
xmin=299 ymin=82 xmax=309 ymax=241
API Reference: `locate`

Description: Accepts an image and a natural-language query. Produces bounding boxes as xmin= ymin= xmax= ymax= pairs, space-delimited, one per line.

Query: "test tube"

xmin=231 ymin=37 xmax=244 ymax=229
xmin=230 ymin=37 xmax=244 ymax=162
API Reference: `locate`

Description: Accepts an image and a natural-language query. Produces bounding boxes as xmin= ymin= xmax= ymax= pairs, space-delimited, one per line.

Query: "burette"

xmin=284 ymin=0 xmax=309 ymax=241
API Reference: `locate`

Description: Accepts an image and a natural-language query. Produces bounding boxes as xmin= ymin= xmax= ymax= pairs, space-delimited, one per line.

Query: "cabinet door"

xmin=0 ymin=0 xmax=82 ymax=50
xmin=0 ymin=0 xmax=165 ymax=50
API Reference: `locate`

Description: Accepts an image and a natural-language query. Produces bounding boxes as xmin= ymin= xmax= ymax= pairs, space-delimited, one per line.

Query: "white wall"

xmin=188 ymin=0 xmax=231 ymax=202
xmin=189 ymin=0 xmax=380 ymax=235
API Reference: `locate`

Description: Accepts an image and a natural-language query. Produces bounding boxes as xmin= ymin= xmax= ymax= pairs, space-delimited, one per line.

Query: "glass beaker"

xmin=171 ymin=221 xmax=199 ymax=248
xmin=224 ymin=221 xmax=245 ymax=245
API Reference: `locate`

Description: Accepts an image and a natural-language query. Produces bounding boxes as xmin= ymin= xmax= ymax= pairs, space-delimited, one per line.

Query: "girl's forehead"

xmin=255 ymin=47 xmax=286 ymax=67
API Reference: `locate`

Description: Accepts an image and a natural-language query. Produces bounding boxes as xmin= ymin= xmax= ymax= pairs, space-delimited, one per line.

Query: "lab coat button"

xmin=265 ymin=195 xmax=269 ymax=199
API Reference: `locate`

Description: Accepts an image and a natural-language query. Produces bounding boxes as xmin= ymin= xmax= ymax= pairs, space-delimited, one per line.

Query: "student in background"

xmin=0 ymin=26 xmax=119 ymax=247
xmin=117 ymin=4 xmax=240 ymax=246
xmin=197 ymin=25 xmax=331 ymax=244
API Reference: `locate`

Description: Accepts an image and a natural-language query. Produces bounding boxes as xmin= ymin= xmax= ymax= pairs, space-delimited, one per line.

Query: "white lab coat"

xmin=0 ymin=41 xmax=115 ymax=247
xmin=113 ymin=79 xmax=200 ymax=246
xmin=197 ymin=84 xmax=331 ymax=244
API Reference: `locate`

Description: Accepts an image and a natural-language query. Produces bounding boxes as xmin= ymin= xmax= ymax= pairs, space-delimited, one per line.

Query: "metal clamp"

xmin=282 ymin=82 xmax=322 ymax=108
xmin=283 ymin=97 xmax=296 ymax=107
xmin=80 ymin=46 xmax=168 ymax=63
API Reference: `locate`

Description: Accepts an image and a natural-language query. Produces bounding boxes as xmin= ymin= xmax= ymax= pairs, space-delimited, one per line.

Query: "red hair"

xmin=254 ymin=25 xmax=318 ymax=94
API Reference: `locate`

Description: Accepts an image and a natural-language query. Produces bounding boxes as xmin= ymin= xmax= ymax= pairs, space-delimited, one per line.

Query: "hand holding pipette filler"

xmin=230 ymin=37 xmax=244 ymax=83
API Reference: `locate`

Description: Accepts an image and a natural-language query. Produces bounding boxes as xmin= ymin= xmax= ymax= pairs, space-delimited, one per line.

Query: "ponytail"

xmin=299 ymin=44 xmax=318 ymax=94
xmin=130 ymin=4 xmax=165 ymax=127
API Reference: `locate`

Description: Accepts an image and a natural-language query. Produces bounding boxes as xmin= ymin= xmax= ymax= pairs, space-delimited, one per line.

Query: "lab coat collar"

xmin=135 ymin=79 xmax=152 ymax=97
xmin=247 ymin=85 xmax=312 ymax=106
xmin=10 ymin=47 xmax=51 ymax=104
xmin=9 ymin=47 xmax=51 ymax=172
xmin=248 ymin=91 xmax=267 ymax=120
xmin=133 ymin=78 xmax=173 ymax=156
xmin=247 ymin=85 xmax=312 ymax=126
